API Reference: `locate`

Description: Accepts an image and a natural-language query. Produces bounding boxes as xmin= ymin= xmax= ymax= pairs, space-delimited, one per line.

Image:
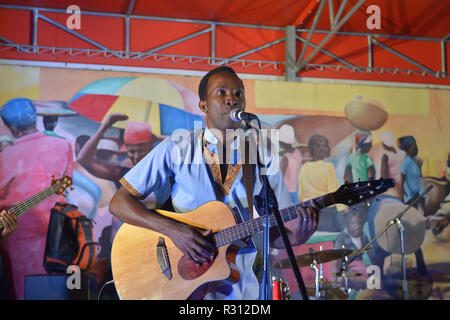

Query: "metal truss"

xmin=0 ymin=2 xmax=448 ymax=80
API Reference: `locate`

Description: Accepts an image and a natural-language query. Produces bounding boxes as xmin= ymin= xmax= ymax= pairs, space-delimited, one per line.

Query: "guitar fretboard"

xmin=212 ymin=193 xmax=335 ymax=247
xmin=0 ymin=184 xmax=58 ymax=229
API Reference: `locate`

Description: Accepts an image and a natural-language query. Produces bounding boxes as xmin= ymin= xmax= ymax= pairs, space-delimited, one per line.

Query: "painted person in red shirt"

xmin=0 ymin=98 xmax=73 ymax=299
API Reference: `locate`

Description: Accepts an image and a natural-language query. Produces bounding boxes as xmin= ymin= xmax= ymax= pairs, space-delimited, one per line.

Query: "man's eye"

xmin=217 ymin=89 xmax=226 ymax=95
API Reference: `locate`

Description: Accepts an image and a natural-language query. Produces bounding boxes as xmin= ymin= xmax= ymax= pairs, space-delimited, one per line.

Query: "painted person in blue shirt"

xmin=397 ymin=135 xmax=428 ymax=276
xmin=109 ymin=66 xmax=321 ymax=299
xmin=398 ymin=135 xmax=425 ymax=212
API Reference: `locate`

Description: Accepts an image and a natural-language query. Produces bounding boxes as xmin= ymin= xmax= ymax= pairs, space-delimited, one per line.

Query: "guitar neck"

xmin=0 ymin=184 xmax=58 ymax=228
xmin=213 ymin=193 xmax=335 ymax=247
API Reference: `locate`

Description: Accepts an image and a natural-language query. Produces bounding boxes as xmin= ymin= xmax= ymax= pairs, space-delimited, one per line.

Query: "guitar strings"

xmin=154 ymin=207 xmax=301 ymax=257
xmin=135 ymin=195 xmax=338 ymax=259
xmin=1 ymin=182 xmax=66 ymax=229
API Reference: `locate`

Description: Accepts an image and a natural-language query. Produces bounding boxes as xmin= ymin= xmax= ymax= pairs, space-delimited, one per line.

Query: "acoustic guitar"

xmin=111 ymin=178 xmax=394 ymax=300
xmin=0 ymin=175 xmax=73 ymax=231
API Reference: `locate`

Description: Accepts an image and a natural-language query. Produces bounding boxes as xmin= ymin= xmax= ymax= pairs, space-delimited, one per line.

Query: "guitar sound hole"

xmin=178 ymin=255 xmax=214 ymax=280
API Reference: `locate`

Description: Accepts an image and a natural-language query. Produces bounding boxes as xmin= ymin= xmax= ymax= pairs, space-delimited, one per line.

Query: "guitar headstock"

xmin=51 ymin=175 xmax=74 ymax=198
xmin=334 ymin=178 xmax=395 ymax=206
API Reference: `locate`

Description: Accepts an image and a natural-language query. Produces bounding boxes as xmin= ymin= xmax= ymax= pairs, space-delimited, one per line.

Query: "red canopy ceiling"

xmin=0 ymin=0 xmax=449 ymax=85
xmin=2 ymin=0 xmax=448 ymax=38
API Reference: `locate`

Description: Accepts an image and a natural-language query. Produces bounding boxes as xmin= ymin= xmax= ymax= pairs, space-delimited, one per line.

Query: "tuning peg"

xmin=364 ymin=200 xmax=371 ymax=207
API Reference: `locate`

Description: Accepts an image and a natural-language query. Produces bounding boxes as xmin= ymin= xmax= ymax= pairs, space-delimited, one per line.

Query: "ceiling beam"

xmin=295 ymin=0 xmax=366 ymax=73
xmin=296 ymin=0 xmax=327 ymax=67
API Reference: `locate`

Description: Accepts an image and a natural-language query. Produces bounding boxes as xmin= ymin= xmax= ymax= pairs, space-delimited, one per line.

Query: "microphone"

xmin=229 ymin=109 xmax=258 ymax=122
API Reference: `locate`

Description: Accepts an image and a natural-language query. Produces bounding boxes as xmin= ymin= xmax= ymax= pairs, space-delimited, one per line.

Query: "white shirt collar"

xmin=203 ymin=126 xmax=240 ymax=151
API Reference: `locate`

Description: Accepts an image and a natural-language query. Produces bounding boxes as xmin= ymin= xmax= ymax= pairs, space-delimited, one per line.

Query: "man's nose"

xmin=225 ymin=96 xmax=239 ymax=107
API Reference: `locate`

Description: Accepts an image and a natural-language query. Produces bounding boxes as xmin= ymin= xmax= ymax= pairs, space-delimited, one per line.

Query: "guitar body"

xmin=111 ymin=178 xmax=395 ymax=300
xmin=111 ymin=201 xmax=244 ymax=300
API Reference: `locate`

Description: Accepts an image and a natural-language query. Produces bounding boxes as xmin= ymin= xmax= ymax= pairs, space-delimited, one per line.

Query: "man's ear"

xmin=199 ymin=100 xmax=208 ymax=113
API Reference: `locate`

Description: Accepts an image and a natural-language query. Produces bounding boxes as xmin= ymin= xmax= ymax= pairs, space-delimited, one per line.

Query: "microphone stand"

xmin=340 ymin=185 xmax=433 ymax=300
xmin=242 ymin=118 xmax=309 ymax=301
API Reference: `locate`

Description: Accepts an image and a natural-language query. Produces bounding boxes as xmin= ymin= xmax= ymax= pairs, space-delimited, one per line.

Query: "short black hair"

xmin=198 ymin=66 xmax=238 ymax=101
xmin=307 ymin=134 xmax=328 ymax=153
xmin=346 ymin=209 xmax=366 ymax=226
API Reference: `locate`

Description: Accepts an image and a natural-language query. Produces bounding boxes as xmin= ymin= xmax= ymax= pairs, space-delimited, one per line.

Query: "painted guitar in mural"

xmin=111 ymin=178 xmax=394 ymax=300
xmin=0 ymin=176 xmax=73 ymax=231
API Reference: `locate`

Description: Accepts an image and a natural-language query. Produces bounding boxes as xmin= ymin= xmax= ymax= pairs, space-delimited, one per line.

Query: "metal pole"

xmin=211 ymin=23 xmax=216 ymax=65
xmin=328 ymin=0 xmax=334 ymax=27
xmin=441 ymin=40 xmax=447 ymax=77
xmin=332 ymin=0 xmax=349 ymax=28
xmin=368 ymin=36 xmax=373 ymax=72
xmin=32 ymin=8 xmax=38 ymax=53
xmin=125 ymin=17 xmax=130 ymax=58
xmin=285 ymin=26 xmax=296 ymax=81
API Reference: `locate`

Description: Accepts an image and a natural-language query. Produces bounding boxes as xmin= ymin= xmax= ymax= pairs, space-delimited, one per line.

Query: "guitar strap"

xmin=242 ymin=139 xmax=254 ymax=220
xmin=201 ymin=130 xmax=254 ymax=220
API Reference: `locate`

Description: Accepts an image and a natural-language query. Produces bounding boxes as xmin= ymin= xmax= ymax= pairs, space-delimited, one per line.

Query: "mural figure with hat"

xmin=426 ymin=152 xmax=450 ymax=237
xmin=376 ymin=130 xmax=406 ymax=198
xmin=365 ymin=134 xmax=429 ymax=296
xmin=298 ymin=134 xmax=346 ymax=232
xmin=344 ymin=130 xmax=376 ymax=184
xmin=0 ymin=97 xmax=74 ymax=299
xmin=398 ymin=135 xmax=425 ymax=212
xmin=33 ymin=100 xmax=77 ymax=140
xmin=77 ymin=112 xmax=165 ymax=189
xmin=397 ymin=135 xmax=429 ymax=273
xmin=278 ymin=124 xmax=306 ymax=204
xmin=76 ymin=112 xmax=167 ymax=296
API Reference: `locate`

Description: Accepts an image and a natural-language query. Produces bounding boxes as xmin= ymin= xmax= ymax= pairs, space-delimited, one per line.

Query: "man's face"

xmin=199 ymin=71 xmax=246 ymax=133
xmin=126 ymin=142 xmax=153 ymax=165
xmin=360 ymin=142 xmax=372 ymax=154
xmin=312 ymin=138 xmax=330 ymax=160
xmin=348 ymin=215 xmax=363 ymax=238
xmin=408 ymin=143 xmax=418 ymax=157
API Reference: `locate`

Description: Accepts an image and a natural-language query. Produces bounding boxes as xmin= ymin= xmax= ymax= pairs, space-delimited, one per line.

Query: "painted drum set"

xmin=272 ymin=185 xmax=433 ymax=300
xmin=274 ymin=247 xmax=362 ymax=300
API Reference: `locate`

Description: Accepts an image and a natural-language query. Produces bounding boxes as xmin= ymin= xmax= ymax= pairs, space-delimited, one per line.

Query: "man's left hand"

xmin=293 ymin=201 xmax=320 ymax=245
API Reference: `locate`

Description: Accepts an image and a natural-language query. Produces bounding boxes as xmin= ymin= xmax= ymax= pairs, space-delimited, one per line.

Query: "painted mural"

xmin=0 ymin=64 xmax=448 ymax=300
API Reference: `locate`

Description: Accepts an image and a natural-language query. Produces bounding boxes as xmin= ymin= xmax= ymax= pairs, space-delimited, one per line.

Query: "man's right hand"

xmin=167 ymin=223 xmax=217 ymax=266
xmin=0 ymin=210 xmax=18 ymax=240
xmin=105 ymin=113 xmax=129 ymax=127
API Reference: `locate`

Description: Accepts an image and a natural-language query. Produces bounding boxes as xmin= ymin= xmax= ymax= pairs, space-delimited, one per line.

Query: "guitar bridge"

xmin=156 ymin=237 xmax=172 ymax=280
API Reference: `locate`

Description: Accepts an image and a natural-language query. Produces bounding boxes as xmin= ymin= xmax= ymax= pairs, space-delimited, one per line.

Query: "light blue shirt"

xmin=400 ymin=156 xmax=424 ymax=203
xmin=121 ymin=127 xmax=292 ymax=299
